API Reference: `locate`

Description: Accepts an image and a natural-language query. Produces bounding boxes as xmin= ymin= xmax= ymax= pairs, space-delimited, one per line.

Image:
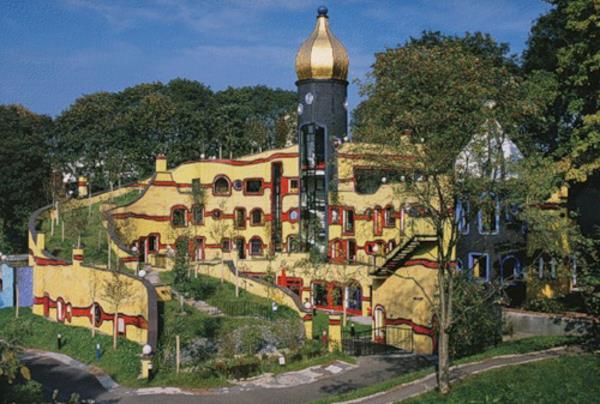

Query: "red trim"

xmin=342 ymin=207 xmax=355 ymax=236
xmin=303 ymin=314 xmax=313 ymax=321
xmin=329 ymin=318 xmax=342 ymax=326
xmin=29 ymin=250 xmax=68 ymax=266
xmin=403 ymin=259 xmax=439 ymax=269
xmin=112 ymin=212 xmax=171 ymax=221
xmin=361 ymin=296 xmax=371 ymax=302
xmin=170 ymin=205 xmax=189 ymax=227
xmin=385 ymin=317 xmax=434 ymax=337
xmin=282 ymin=208 xmax=300 ymax=224
xmin=73 ymin=254 xmax=84 ymax=261
xmin=183 ymin=152 xmax=299 ymax=167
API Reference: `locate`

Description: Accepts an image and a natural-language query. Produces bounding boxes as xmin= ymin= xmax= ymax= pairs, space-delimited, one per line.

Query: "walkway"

xmin=20 ymin=346 xmax=575 ymax=404
xmin=344 ymin=346 xmax=574 ymax=404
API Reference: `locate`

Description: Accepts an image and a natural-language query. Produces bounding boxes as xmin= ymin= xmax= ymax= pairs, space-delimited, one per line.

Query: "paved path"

xmin=344 ymin=346 xmax=573 ymax=404
xmin=21 ymin=350 xmax=431 ymax=404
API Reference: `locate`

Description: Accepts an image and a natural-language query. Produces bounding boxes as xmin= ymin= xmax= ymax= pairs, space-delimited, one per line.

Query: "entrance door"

xmin=236 ymin=238 xmax=246 ymax=259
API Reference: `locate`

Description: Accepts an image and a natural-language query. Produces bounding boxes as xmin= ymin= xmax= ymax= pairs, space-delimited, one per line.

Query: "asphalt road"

xmin=22 ymin=353 xmax=432 ymax=404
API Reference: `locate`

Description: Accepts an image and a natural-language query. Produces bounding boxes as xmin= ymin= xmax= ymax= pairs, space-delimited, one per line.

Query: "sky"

xmin=0 ymin=0 xmax=551 ymax=117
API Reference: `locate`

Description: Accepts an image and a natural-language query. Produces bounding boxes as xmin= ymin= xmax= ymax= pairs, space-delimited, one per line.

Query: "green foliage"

xmin=0 ymin=105 xmax=53 ymax=252
xmin=0 ymin=379 xmax=43 ymax=404
xmin=53 ymin=81 xmax=296 ymax=189
xmin=449 ymin=275 xmax=502 ymax=358
xmin=0 ymin=308 xmax=141 ymax=385
xmin=173 ymin=237 xmax=191 ymax=287
xmin=407 ymin=354 xmax=600 ymax=403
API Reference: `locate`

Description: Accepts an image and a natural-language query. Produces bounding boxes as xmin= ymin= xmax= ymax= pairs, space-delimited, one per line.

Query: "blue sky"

xmin=0 ymin=0 xmax=550 ymax=117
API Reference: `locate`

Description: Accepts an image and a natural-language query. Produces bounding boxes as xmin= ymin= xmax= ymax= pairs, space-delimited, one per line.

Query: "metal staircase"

xmin=371 ymin=235 xmax=437 ymax=276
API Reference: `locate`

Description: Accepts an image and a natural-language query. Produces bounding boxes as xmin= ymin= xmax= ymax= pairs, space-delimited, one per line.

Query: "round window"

xmin=290 ymin=209 xmax=299 ymax=221
xmin=233 ymin=180 xmax=243 ymax=191
xmin=305 ymin=92 xmax=314 ymax=105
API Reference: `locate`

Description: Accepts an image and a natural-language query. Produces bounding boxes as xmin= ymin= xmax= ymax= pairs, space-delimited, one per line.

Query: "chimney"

xmin=156 ymin=154 xmax=167 ymax=172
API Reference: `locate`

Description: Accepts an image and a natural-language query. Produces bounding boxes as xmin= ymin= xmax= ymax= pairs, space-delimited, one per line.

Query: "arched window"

xmin=213 ymin=176 xmax=231 ymax=196
xmin=171 ymin=207 xmax=187 ymax=227
xmin=501 ymin=255 xmax=522 ymax=282
xmin=56 ymin=298 xmax=65 ymax=322
xmin=287 ymin=235 xmax=300 ymax=253
xmin=249 ymin=237 xmax=263 ymax=256
xmin=457 ymin=200 xmax=470 ymax=234
xmin=250 ymin=208 xmax=264 ymax=226
xmin=343 ymin=208 xmax=355 ymax=234
xmin=347 ymin=239 xmax=357 ymax=262
xmin=192 ymin=204 xmax=204 ymax=225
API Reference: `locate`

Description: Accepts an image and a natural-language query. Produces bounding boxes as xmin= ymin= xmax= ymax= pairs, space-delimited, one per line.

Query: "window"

xmin=501 ymin=255 xmax=522 ymax=282
xmin=234 ymin=208 xmax=246 ymax=229
xmin=192 ymin=205 xmax=204 ymax=225
xmin=468 ymin=253 xmax=489 ymax=282
xmin=117 ymin=317 xmax=126 ymax=336
xmin=387 ymin=239 xmax=396 ymax=253
xmin=148 ymin=235 xmax=158 ymax=253
xmin=193 ymin=238 xmax=205 ymax=261
xmin=478 ymin=194 xmax=499 ymax=235
xmin=249 ymin=237 xmax=263 ymax=256
xmin=171 ymin=207 xmax=187 ymax=227
xmin=384 ymin=206 xmax=395 ymax=227
xmin=343 ymin=209 xmax=355 ymax=234
xmin=538 ymin=255 xmax=558 ymax=280
xmin=191 ymin=178 xmax=201 ymax=194
xmin=290 ymin=179 xmax=299 ymax=192
xmin=330 ymin=207 xmax=340 ymax=224
xmin=365 ymin=208 xmax=373 ymax=221
xmin=457 ymin=201 xmax=470 ymax=234
xmin=245 ymin=179 xmax=263 ymax=194
xmin=505 ymin=204 xmax=520 ymax=223
xmin=347 ymin=239 xmax=357 ymax=262
xmin=250 ymin=208 xmax=263 ymax=225
xmin=213 ymin=176 xmax=230 ymax=195
xmin=221 ymin=238 xmax=231 ymax=253
xmin=313 ymin=282 xmax=327 ymax=306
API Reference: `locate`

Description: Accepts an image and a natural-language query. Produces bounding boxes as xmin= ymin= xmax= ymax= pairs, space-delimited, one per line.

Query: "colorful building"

xmin=0 ymin=255 xmax=33 ymax=309
xmin=104 ymin=6 xmax=442 ymax=354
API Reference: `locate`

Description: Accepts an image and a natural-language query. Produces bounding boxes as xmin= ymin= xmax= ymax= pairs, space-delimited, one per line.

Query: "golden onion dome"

xmin=295 ymin=6 xmax=349 ymax=81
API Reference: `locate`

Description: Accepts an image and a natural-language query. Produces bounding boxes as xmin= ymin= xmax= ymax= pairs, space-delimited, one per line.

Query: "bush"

xmin=449 ymin=274 xmax=502 ymax=358
xmin=0 ymin=379 xmax=44 ymax=404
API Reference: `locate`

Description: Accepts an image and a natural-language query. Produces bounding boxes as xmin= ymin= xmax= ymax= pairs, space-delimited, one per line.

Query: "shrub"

xmin=449 ymin=274 xmax=503 ymax=358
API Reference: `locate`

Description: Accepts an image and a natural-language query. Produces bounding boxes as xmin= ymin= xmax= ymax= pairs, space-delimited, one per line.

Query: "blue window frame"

xmin=457 ymin=200 xmax=470 ymax=235
xmin=478 ymin=194 xmax=500 ymax=235
xmin=468 ymin=252 xmax=490 ymax=282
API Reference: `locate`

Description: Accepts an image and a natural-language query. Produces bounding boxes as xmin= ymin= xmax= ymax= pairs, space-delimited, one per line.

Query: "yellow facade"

xmin=28 ymin=228 xmax=157 ymax=347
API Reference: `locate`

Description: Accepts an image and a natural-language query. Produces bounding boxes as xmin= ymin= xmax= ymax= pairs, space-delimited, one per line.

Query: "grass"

xmin=0 ymin=307 xmax=141 ymax=386
xmin=407 ymin=354 xmax=600 ymax=403
xmin=311 ymin=335 xmax=580 ymax=404
xmin=163 ymin=271 xmax=298 ymax=321
xmin=312 ymin=311 xmax=371 ymax=339
xmin=40 ymin=191 xmax=139 ymax=267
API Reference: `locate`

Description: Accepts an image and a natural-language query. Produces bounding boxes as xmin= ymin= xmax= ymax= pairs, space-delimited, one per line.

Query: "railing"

xmin=342 ymin=326 xmax=414 ymax=356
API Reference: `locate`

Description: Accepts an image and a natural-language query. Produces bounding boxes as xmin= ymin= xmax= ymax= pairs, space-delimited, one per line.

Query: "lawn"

xmin=0 ymin=307 xmax=141 ymax=386
xmin=162 ymin=271 xmax=298 ymax=321
xmin=407 ymin=354 xmax=600 ymax=403
xmin=312 ymin=311 xmax=371 ymax=339
xmin=40 ymin=190 xmax=139 ymax=267
xmin=312 ymin=335 xmax=580 ymax=404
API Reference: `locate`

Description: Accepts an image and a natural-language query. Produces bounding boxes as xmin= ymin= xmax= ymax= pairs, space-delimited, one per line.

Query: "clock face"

xmin=297 ymin=103 xmax=304 ymax=115
xmin=305 ymin=92 xmax=314 ymax=105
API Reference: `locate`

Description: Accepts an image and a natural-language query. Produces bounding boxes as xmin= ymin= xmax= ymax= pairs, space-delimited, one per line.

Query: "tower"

xmin=295 ymin=6 xmax=349 ymax=255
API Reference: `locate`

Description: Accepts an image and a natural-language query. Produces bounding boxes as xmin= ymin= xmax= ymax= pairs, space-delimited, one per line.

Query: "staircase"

xmin=372 ymin=235 xmax=436 ymax=276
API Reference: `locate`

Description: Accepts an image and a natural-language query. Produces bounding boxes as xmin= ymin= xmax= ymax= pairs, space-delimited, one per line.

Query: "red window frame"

xmin=243 ymin=178 xmax=264 ymax=195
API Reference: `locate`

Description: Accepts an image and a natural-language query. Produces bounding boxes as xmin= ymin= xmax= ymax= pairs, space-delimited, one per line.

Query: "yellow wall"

xmin=29 ymin=231 xmax=156 ymax=346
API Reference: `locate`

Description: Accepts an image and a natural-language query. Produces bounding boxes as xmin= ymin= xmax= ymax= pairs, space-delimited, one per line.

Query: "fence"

xmin=342 ymin=326 xmax=414 ymax=356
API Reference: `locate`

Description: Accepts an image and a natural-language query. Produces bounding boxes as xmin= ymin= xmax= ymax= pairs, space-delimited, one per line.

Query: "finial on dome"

xmin=317 ymin=6 xmax=328 ymax=17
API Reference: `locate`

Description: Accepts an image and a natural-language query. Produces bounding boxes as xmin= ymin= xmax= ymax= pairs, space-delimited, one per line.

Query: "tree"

xmin=0 ymin=105 xmax=52 ymax=252
xmin=101 ymin=270 xmax=132 ymax=349
xmin=355 ymin=34 xmax=543 ymax=393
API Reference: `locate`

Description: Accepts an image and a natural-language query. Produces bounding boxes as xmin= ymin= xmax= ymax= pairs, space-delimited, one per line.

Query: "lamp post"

xmin=140 ymin=344 xmax=153 ymax=380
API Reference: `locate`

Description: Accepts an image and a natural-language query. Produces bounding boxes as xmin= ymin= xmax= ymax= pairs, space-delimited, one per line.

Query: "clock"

xmin=305 ymin=92 xmax=314 ymax=105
